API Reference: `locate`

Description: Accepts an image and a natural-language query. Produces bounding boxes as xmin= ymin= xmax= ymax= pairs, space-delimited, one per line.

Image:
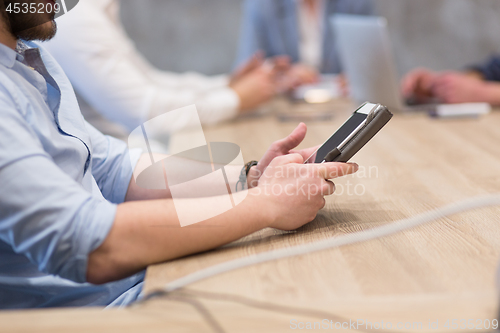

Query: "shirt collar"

xmin=0 ymin=40 xmax=37 ymax=68
xmin=0 ymin=42 xmax=19 ymax=68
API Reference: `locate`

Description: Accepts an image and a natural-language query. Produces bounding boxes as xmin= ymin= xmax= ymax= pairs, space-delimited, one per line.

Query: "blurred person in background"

xmin=402 ymin=56 xmax=500 ymax=105
xmin=235 ymin=0 xmax=374 ymax=89
xmin=44 ymin=0 xmax=285 ymax=140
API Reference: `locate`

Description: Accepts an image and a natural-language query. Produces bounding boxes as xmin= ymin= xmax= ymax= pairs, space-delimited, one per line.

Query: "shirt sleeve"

xmin=86 ymin=121 xmax=142 ymax=204
xmin=469 ymin=56 xmax=500 ymax=82
xmin=43 ymin=2 xmax=239 ymax=133
xmin=0 ymin=92 xmax=117 ymax=284
xmin=234 ymin=0 xmax=266 ymax=69
xmin=149 ymin=69 xmax=231 ymax=91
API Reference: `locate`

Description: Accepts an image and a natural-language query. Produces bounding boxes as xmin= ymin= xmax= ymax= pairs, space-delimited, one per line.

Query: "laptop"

xmin=331 ymin=14 xmax=435 ymax=112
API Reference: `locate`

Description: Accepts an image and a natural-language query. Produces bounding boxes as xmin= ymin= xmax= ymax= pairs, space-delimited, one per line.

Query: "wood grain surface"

xmin=2 ymin=98 xmax=500 ymax=332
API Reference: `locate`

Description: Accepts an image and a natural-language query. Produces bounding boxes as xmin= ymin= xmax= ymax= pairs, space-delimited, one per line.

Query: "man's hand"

xmin=89 ymin=125 xmax=358 ymax=284
xmin=256 ymin=154 xmax=358 ymax=231
xmin=401 ymin=68 xmax=438 ymax=103
xmin=247 ymin=122 xmax=319 ymax=188
xmin=230 ymin=52 xmax=265 ymax=86
xmin=432 ymin=72 xmax=500 ymax=104
xmin=280 ymin=64 xmax=320 ymax=91
xmin=230 ymin=54 xmax=291 ymax=112
xmin=89 ymin=152 xmax=358 ymax=284
xmin=230 ymin=66 xmax=278 ymax=112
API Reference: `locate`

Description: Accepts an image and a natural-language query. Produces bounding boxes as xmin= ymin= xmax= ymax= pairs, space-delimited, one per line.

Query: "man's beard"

xmin=2 ymin=0 xmax=57 ymax=41
xmin=12 ymin=20 xmax=57 ymax=41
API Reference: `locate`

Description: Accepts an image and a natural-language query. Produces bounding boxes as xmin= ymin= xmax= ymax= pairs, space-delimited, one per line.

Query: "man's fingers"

xmin=318 ymin=162 xmax=359 ymax=179
xmin=401 ymin=75 xmax=415 ymax=97
xmin=272 ymin=55 xmax=291 ymax=71
xmin=402 ymin=69 xmax=438 ymax=98
xmin=273 ymin=123 xmax=307 ymax=153
xmin=321 ymin=180 xmax=336 ymax=196
xmin=413 ymin=74 xmax=428 ymax=93
xmin=433 ymin=83 xmax=453 ymax=100
xmin=319 ymin=198 xmax=326 ymax=210
xmin=244 ymin=52 xmax=264 ymax=71
xmin=233 ymin=52 xmax=265 ymax=79
xmin=402 ymin=70 xmax=426 ymax=96
xmin=271 ymin=153 xmax=304 ymax=166
xmin=290 ymin=145 xmax=320 ymax=163
xmin=433 ymin=76 xmax=451 ymax=88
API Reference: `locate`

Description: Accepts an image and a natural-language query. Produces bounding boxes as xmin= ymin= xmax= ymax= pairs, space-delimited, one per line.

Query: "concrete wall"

xmin=120 ymin=0 xmax=244 ymax=76
xmin=120 ymin=0 xmax=500 ymax=76
xmin=378 ymin=0 xmax=500 ymax=76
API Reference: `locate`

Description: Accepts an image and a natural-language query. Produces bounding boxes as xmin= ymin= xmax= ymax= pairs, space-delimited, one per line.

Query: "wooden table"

xmin=2 ymin=99 xmax=500 ymax=332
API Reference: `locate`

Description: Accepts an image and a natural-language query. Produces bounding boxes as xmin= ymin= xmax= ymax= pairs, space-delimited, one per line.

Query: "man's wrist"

xmin=465 ymin=70 xmax=485 ymax=81
xmin=245 ymin=188 xmax=275 ymax=229
xmin=483 ymin=83 xmax=500 ymax=105
xmin=236 ymin=161 xmax=259 ymax=191
xmin=247 ymin=166 xmax=260 ymax=189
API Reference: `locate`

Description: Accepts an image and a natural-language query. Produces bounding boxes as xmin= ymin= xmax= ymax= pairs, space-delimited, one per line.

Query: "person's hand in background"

xmin=432 ymin=71 xmax=500 ymax=105
xmin=282 ymin=63 xmax=320 ymax=90
xmin=230 ymin=51 xmax=265 ymax=85
xmin=401 ymin=68 xmax=438 ymax=103
xmin=230 ymin=54 xmax=291 ymax=112
xmin=230 ymin=66 xmax=278 ymax=112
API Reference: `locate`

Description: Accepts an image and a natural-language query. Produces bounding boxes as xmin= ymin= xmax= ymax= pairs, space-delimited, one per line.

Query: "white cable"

xmin=161 ymin=194 xmax=500 ymax=293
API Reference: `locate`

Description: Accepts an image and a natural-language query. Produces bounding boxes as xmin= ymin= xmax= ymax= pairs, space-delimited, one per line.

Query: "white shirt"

xmin=297 ymin=0 xmax=325 ymax=70
xmin=43 ymin=0 xmax=240 ymax=136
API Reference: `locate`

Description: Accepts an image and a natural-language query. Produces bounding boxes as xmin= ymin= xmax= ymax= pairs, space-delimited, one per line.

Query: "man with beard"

xmin=0 ymin=1 xmax=357 ymax=308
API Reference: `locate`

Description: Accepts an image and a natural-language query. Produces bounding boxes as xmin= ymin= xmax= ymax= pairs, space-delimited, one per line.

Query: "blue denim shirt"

xmin=0 ymin=41 xmax=144 ymax=309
